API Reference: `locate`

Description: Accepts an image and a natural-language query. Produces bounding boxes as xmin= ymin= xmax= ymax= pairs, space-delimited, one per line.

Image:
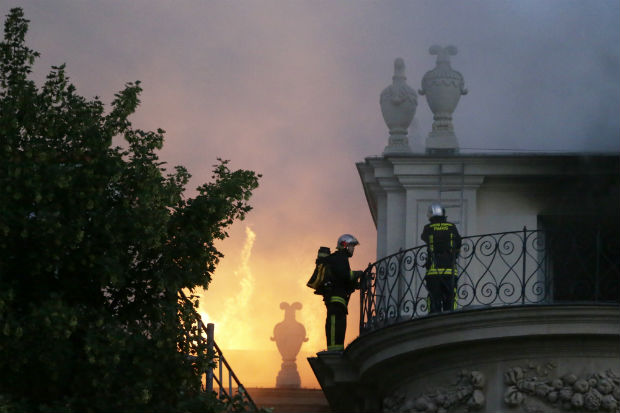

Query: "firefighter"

xmin=421 ymin=203 xmax=462 ymax=314
xmin=322 ymin=234 xmax=362 ymax=352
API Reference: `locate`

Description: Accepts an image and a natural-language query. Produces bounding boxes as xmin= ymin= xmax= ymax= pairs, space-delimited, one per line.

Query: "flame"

xmin=196 ymin=226 xmax=363 ymax=388
xmin=199 ymin=226 xmax=256 ymax=350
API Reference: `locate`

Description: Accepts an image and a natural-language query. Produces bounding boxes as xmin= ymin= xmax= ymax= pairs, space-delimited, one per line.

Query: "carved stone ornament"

xmin=419 ymin=45 xmax=467 ymax=152
xmin=383 ymin=370 xmax=486 ymax=413
xmin=270 ymin=302 xmax=308 ymax=388
xmin=503 ymin=361 xmax=620 ymax=412
xmin=380 ymin=57 xmax=418 ymax=155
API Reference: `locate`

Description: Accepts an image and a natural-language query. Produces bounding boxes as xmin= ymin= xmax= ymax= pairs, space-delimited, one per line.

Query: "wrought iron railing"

xmin=359 ymin=227 xmax=620 ymax=334
xmin=199 ymin=321 xmax=257 ymax=411
xmin=179 ymin=291 xmax=257 ymax=411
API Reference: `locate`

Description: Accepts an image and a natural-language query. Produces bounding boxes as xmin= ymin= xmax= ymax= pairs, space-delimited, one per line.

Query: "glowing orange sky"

xmin=10 ymin=0 xmax=619 ymax=388
xmin=197 ymin=226 xmax=367 ymax=388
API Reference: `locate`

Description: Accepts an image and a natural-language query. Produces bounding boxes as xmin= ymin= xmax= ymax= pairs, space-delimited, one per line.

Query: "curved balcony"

xmin=359 ymin=227 xmax=620 ymax=334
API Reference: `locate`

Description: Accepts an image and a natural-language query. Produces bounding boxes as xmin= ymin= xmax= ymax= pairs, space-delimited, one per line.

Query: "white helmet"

xmin=336 ymin=234 xmax=359 ymax=250
xmin=427 ymin=203 xmax=445 ymax=219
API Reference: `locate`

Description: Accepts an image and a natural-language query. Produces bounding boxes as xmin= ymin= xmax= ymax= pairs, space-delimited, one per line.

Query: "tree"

xmin=0 ymin=8 xmax=260 ymax=412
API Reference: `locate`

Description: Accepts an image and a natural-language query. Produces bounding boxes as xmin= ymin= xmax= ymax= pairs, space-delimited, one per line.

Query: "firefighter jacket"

xmin=421 ymin=216 xmax=462 ymax=276
xmin=323 ymin=249 xmax=358 ymax=307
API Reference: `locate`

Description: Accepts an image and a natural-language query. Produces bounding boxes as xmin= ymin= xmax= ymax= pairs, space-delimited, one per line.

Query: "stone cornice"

xmin=396 ymin=175 xmax=484 ymax=188
xmin=356 ymin=154 xmax=619 ymax=224
xmin=347 ymin=305 xmax=620 ymax=377
xmin=375 ymin=154 xmax=619 ymax=177
xmin=308 ymin=305 xmax=620 ymax=412
xmin=311 ymin=305 xmax=620 ymax=382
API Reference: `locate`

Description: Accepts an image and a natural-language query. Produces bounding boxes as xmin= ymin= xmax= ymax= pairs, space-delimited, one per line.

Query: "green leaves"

xmin=0 ymin=8 xmax=39 ymax=92
xmin=0 ymin=8 xmax=259 ymax=413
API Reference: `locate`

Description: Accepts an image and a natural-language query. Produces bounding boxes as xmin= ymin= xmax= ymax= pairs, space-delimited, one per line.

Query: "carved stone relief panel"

xmin=503 ymin=361 xmax=620 ymax=412
xmin=383 ymin=370 xmax=486 ymax=413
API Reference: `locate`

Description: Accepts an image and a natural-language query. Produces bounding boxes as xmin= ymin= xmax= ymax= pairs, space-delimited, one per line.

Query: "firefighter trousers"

xmin=425 ymin=274 xmax=457 ymax=314
xmin=325 ymin=301 xmax=347 ymax=351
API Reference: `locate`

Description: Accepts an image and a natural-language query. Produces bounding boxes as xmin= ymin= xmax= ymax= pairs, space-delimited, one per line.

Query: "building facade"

xmin=309 ymin=48 xmax=620 ymax=413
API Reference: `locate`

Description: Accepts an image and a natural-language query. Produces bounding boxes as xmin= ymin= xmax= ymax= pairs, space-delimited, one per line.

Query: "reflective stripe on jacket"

xmin=329 ymin=296 xmax=347 ymax=306
xmin=421 ymin=217 xmax=461 ymax=274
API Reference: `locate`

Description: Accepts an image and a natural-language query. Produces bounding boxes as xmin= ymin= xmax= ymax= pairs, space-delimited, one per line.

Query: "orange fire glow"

xmin=197 ymin=226 xmax=362 ymax=388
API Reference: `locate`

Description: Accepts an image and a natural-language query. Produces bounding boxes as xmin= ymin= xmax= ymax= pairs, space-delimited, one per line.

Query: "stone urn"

xmin=380 ymin=57 xmax=417 ymax=155
xmin=270 ymin=302 xmax=308 ymax=388
xmin=419 ymin=45 xmax=467 ymax=152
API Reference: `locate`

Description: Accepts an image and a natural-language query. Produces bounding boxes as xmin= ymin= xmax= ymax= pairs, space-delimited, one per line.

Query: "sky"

xmin=6 ymin=0 xmax=619 ymax=388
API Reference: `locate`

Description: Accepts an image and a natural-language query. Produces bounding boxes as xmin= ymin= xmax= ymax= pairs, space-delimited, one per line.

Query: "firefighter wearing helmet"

xmin=321 ymin=234 xmax=363 ymax=352
xmin=421 ymin=203 xmax=462 ymax=314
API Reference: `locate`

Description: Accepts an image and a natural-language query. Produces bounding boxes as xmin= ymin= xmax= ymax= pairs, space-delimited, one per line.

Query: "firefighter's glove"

xmin=362 ymin=265 xmax=374 ymax=281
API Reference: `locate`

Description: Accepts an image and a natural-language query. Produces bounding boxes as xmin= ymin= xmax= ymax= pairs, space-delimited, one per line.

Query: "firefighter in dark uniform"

xmin=323 ymin=234 xmax=361 ymax=352
xmin=421 ymin=203 xmax=462 ymax=314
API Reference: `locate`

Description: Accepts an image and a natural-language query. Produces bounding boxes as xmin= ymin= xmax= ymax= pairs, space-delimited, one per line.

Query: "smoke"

xmin=11 ymin=0 xmax=616 ymax=389
xmin=197 ymin=226 xmax=326 ymax=387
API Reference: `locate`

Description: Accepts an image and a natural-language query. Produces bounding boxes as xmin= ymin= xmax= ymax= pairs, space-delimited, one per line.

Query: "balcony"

xmin=360 ymin=227 xmax=619 ymax=334
xmin=309 ymin=228 xmax=620 ymax=413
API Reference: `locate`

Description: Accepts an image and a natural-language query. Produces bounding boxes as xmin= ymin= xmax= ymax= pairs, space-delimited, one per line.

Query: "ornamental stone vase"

xmin=380 ymin=58 xmax=417 ymax=155
xmin=270 ymin=302 xmax=308 ymax=388
xmin=419 ymin=45 xmax=467 ymax=152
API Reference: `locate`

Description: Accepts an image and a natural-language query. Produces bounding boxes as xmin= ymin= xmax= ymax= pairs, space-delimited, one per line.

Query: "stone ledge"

xmin=309 ymin=305 xmax=620 ymax=412
xmin=349 ymin=305 xmax=620 ymax=374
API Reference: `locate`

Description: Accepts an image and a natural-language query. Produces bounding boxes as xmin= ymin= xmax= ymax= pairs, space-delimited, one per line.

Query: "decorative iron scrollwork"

xmin=359 ymin=228 xmax=618 ymax=334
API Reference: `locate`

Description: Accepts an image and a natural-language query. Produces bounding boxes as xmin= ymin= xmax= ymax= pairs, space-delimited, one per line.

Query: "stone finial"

xmin=393 ymin=57 xmax=406 ymax=79
xmin=380 ymin=58 xmax=418 ymax=155
xmin=429 ymin=45 xmax=458 ymax=67
xmin=419 ymin=45 xmax=467 ymax=154
xmin=270 ymin=302 xmax=308 ymax=388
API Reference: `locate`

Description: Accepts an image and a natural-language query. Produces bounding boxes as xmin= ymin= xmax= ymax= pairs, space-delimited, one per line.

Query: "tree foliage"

xmin=0 ymin=8 xmax=260 ymax=412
